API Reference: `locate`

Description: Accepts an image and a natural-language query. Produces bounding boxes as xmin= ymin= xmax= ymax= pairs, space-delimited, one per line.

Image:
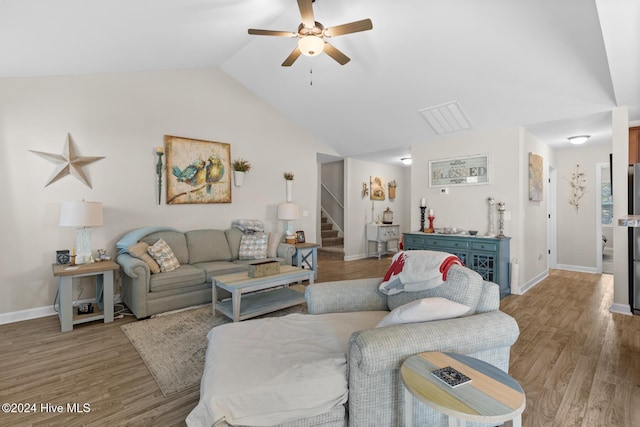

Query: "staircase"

xmin=318 ymin=213 xmax=344 ymax=260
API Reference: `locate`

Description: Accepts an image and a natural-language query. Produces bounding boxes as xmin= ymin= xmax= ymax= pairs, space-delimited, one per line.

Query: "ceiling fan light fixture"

xmin=298 ymin=35 xmax=325 ymax=56
xmin=568 ymin=135 xmax=590 ymax=145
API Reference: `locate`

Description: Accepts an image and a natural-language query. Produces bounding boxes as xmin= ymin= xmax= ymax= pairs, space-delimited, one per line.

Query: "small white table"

xmin=52 ymin=261 xmax=118 ymax=332
xmin=212 ymin=265 xmax=313 ymax=322
xmin=401 ymin=352 xmax=525 ymax=427
xmin=366 ymin=223 xmax=400 ymax=259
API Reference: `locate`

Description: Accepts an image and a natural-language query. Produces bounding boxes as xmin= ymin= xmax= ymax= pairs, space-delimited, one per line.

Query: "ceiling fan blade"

xmin=324 ymin=19 xmax=373 ymax=37
xmin=323 ymin=42 xmax=350 ymax=65
xmin=297 ymin=0 xmax=315 ymax=29
xmin=282 ymin=47 xmax=302 ymax=67
xmin=248 ymin=29 xmax=297 ymax=37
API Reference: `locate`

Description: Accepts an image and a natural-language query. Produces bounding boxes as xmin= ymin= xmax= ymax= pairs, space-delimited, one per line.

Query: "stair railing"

xmin=320 ymin=182 xmax=344 ymax=237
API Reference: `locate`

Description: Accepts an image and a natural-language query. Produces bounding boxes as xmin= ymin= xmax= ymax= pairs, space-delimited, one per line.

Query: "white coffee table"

xmin=212 ymin=265 xmax=313 ymax=322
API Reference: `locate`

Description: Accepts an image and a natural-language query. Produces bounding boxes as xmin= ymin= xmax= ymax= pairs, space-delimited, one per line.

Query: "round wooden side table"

xmin=400 ymin=351 xmax=525 ymax=427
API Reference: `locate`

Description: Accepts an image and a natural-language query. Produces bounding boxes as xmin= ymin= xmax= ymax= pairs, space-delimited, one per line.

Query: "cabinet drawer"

xmin=471 ymin=241 xmax=497 ymax=251
xmin=404 ymin=236 xmax=426 ymax=249
xmin=427 ymin=238 xmax=469 ymax=250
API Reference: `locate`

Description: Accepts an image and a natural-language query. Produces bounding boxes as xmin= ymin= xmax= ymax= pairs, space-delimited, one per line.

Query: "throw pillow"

xmin=375 ymin=297 xmax=470 ymax=328
xmin=267 ymin=232 xmax=283 ymax=258
xmin=147 ymin=238 xmax=181 ymax=272
xmin=239 ymin=233 xmax=268 ymax=260
xmin=127 ymin=242 xmax=161 ymax=274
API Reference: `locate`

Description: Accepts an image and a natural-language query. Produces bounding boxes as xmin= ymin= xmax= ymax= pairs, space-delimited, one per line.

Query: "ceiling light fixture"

xmin=401 ymin=157 xmax=412 ymax=165
xmin=298 ymin=35 xmax=325 ymax=56
xmin=568 ymin=135 xmax=590 ymax=145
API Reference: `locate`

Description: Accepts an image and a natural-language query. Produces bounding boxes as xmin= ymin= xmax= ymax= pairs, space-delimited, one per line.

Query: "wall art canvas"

xmin=528 ymin=152 xmax=544 ymax=201
xmin=165 ymin=135 xmax=231 ymax=204
xmin=370 ymin=176 xmax=386 ymax=200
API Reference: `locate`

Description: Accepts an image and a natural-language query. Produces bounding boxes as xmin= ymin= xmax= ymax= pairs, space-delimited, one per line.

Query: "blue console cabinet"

xmin=403 ymin=232 xmax=511 ymax=298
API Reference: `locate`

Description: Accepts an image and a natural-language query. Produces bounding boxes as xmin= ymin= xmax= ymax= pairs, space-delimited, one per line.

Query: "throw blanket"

xmin=115 ymin=226 xmax=176 ymax=254
xmin=379 ymin=250 xmax=463 ymax=295
xmin=186 ymin=311 xmax=388 ymax=427
xmin=231 ymin=219 xmax=264 ymax=234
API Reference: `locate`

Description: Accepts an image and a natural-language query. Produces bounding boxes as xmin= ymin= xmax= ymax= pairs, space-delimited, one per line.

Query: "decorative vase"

xmin=285 ymin=180 xmax=293 ymax=202
xmin=233 ymin=170 xmax=245 ymax=187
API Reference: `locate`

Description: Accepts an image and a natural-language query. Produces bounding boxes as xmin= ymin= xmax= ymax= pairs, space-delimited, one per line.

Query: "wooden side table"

xmin=52 ymin=260 xmax=119 ymax=332
xmin=401 ymin=352 xmax=525 ymax=426
xmin=292 ymin=242 xmax=319 ymax=279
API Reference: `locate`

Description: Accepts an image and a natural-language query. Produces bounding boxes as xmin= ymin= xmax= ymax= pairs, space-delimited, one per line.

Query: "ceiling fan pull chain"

xmin=310 ymin=65 xmax=313 ymax=86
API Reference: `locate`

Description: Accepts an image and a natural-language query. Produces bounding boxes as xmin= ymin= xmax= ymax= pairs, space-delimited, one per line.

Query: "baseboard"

xmin=0 ymin=305 xmax=57 ymax=325
xmin=609 ymin=303 xmax=633 ymax=316
xmin=556 ymin=264 xmax=597 ymax=274
xmin=0 ymin=295 xmax=124 ymax=325
xmin=516 ymin=270 xmax=549 ymax=295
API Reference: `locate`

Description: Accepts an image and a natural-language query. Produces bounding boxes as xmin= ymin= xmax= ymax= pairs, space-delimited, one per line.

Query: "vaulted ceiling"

xmin=2 ymin=0 xmax=638 ymax=164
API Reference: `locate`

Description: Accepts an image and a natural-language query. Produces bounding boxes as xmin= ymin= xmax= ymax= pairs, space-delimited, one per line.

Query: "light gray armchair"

xmin=304 ymin=265 xmax=520 ymax=427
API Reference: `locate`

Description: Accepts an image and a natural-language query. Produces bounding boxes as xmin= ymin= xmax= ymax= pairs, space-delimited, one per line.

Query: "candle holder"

xmin=156 ymin=150 xmax=164 ymax=205
xmin=427 ymin=215 xmax=435 ymax=233
xmin=420 ymin=206 xmax=426 ymax=231
xmin=497 ymin=201 xmax=506 ymax=238
xmin=70 ymin=255 xmax=77 ymax=266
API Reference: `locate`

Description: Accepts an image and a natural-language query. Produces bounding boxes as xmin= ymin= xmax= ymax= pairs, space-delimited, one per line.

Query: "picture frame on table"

xmin=295 ymin=230 xmax=306 ymax=244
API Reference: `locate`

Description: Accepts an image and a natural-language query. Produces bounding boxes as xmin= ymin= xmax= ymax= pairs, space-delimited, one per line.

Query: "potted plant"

xmin=232 ymin=159 xmax=251 ymax=187
xmin=284 ymin=172 xmax=294 ymax=201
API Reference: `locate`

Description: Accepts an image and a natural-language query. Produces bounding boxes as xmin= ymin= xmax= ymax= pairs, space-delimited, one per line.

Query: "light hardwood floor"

xmin=0 ymin=256 xmax=638 ymax=426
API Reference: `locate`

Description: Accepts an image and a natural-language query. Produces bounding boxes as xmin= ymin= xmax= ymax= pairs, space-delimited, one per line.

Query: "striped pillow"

xmin=147 ymin=238 xmax=181 ymax=272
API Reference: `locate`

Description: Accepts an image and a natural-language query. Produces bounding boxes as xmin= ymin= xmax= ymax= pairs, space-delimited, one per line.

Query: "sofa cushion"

xmin=239 ymin=233 xmax=268 ymax=259
xmin=126 ymin=242 xmax=161 ymax=274
xmin=185 ymin=229 xmax=233 ymax=264
xmin=141 ymin=231 xmax=189 ymax=264
xmin=148 ymin=238 xmax=181 ymax=272
xmin=375 ymin=297 xmax=470 ymax=328
xmin=225 ymin=228 xmax=244 ymax=260
xmin=267 ymin=232 xmax=283 ymax=258
xmin=148 ymin=264 xmax=206 ymax=293
xmin=192 ymin=261 xmax=248 ymax=282
xmin=387 ymin=265 xmax=483 ymax=314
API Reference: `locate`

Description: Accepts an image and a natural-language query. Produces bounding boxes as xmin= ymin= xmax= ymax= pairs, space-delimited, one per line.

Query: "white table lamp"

xmin=277 ymin=202 xmax=300 ymax=236
xmin=59 ymin=201 xmax=103 ymax=264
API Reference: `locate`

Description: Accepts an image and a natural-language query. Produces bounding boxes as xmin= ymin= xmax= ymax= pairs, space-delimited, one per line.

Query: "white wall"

xmin=555 ymin=144 xmax=612 ymax=271
xmin=344 ymin=158 xmax=408 ymax=260
xmin=411 ymin=127 xmax=549 ymax=294
xmin=0 ymin=69 xmax=337 ymax=318
xmin=522 ymin=129 xmax=555 ymax=287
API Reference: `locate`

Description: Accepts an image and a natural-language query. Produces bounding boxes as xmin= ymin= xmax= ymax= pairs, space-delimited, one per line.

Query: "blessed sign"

xmin=429 ymin=154 xmax=490 ymax=187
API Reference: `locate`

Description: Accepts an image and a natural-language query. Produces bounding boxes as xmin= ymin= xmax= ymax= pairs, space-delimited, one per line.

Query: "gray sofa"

xmin=116 ymin=228 xmax=295 ymax=318
xmin=303 ymin=265 xmax=520 ymax=427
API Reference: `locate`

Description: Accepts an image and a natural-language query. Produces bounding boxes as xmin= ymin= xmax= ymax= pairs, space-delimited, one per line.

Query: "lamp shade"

xmin=298 ymin=35 xmax=325 ymax=57
xmin=277 ymin=203 xmax=300 ymax=220
xmin=568 ymin=135 xmax=590 ymax=145
xmin=59 ymin=201 xmax=103 ymax=227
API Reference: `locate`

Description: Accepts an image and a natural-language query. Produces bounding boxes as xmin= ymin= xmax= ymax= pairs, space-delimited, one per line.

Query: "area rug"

xmin=121 ymin=287 xmax=307 ymax=397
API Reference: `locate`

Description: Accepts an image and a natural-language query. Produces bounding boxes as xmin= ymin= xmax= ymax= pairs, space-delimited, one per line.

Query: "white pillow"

xmin=375 ymin=297 xmax=470 ymax=328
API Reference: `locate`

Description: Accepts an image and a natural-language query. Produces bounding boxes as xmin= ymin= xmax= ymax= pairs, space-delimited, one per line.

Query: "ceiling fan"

xmin=248 ymin=0 xmax=373 ymax=66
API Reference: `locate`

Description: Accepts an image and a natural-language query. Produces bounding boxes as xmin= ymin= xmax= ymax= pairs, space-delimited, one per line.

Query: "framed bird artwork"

xmin=164 ymin=135 xmax=232 ymax=204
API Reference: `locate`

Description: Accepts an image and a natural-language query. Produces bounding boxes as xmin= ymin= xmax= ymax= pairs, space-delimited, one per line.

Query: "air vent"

xmin=419 ymin=101 xmax=473 ymax=135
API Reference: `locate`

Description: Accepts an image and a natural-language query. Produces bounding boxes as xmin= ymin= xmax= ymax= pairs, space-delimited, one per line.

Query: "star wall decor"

xmin=29 ymin=133 xmax=105 ymax=188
